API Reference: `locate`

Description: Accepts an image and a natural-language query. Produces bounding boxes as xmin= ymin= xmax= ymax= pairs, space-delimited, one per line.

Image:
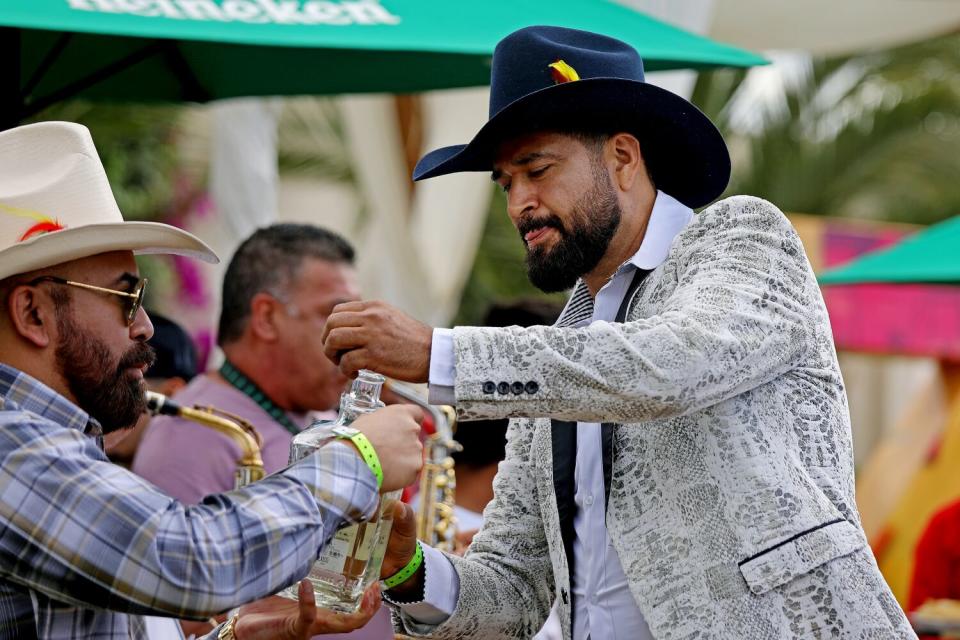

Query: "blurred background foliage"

xmin=277 ymin=98 xmax=354 ymax=183
xmin=693 ymin=31 xmax=960 ymax=225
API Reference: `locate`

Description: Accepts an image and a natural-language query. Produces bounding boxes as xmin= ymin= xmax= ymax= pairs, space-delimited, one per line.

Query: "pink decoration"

xmin=171 ymin=254 xmax=208 ymax=307
xmin=193 ymin=328 xmax=214 ymax=372
xmin=821 ymin=222 xmax=960 ymax=361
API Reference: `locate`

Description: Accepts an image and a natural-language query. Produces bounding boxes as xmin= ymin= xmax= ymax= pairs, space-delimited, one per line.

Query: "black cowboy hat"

xmin=413 ymin=25 xmax=730 ymax=209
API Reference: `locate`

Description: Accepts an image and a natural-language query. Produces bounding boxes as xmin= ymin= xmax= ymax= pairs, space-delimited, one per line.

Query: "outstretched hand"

xmin=233 ymin=580 xmax=380 ymax=640
xmin=322 ymin=300 xmax=433 ymax=382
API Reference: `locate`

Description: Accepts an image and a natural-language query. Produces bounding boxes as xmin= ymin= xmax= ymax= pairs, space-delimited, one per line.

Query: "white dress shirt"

xmin=404 ymin=191 xmax=694 ymax=638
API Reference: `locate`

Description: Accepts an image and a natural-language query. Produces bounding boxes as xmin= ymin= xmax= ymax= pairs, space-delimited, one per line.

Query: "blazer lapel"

xmin=602 ymin=267 xmax=649 ymax=507
xmin=551 ymin=420 xmax=578 ymax=577
xmin=549 ymin=283 xmax=590 ymax=622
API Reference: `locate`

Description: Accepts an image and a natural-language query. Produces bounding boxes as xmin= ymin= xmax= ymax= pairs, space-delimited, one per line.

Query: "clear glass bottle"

xmin=279 ymin=370 xmax=402 ymax=612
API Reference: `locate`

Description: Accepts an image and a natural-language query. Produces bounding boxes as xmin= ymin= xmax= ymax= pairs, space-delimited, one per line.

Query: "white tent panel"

xmin=711 ymin=0 xmax=960 ymax=55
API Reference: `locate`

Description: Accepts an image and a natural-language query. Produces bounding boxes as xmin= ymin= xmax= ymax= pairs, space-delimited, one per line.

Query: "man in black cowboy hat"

xmin=322 ymin=26 xmax=914 ymax=639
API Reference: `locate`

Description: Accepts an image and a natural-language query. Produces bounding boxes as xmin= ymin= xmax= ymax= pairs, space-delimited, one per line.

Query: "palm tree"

xmin=691 ymin=32 xmax=960 ymax=225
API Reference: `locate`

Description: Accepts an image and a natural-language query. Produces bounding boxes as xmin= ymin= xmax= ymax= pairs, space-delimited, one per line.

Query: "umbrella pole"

xmin=0 ymin=28 xmax=21 ymax=130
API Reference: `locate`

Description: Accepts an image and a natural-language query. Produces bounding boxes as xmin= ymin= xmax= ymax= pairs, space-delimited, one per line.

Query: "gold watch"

xmin=218 ymin=614 xmax=239 ymax=640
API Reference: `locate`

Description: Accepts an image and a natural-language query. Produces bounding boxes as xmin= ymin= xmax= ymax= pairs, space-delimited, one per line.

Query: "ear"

xmin=6 ymin=284 xmax=57 ymax=348
xmin=248 ymin=292 xmax=282 ymax=342
xmin=607 ymin=132 xmax=647 ymax=192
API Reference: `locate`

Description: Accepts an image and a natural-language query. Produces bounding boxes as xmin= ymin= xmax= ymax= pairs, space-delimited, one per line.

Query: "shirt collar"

xmin=555 ymin=190 xmax=693 ymax=327
xmin=0 ymin=362 xmax=101 ymax=436
xmin=624 ymin=190 xmax=694 ymax=271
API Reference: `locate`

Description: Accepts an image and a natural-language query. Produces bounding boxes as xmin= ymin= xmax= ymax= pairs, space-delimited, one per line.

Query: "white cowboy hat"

xmin=0 ymin=121 xmax=217 ymax=281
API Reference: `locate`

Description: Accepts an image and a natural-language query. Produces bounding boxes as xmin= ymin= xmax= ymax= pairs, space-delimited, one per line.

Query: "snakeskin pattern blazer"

xmin=396 ymin=196 xmax=915 ymax=639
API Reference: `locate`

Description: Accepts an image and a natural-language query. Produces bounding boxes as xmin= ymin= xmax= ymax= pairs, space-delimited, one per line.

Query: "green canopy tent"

xmin=0 ymin=0 xmax=765 ymax=126
xmin=818 ymin=215 xmax=960 ymax=285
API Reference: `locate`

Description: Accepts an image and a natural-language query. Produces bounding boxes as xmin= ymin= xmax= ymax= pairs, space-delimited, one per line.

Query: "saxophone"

xmin=145 ymin=391 xmax=266 ymax=489
xmin=386 ymin=382 xmax=460 ymax=552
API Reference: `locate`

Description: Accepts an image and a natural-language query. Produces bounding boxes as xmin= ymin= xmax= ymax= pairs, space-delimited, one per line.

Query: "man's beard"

xmin=519 ymin=169 xmax=622 ymax=293
xmin=55 ymin=312 xmax=156 ymax=434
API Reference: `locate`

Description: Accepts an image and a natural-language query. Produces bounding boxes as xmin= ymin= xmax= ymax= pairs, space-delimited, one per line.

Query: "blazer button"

xmin=511 ymin=381 xmax=524 ymax=395
xmin=524 ymin=381 xmax=539 ymax=394
xmin=482 ymin=381 xmax=496 ymax=394
xmin=497 ymin=381 xmax=510 ymax=395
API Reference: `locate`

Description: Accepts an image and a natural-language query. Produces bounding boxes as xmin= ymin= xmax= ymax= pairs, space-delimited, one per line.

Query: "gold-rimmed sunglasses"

xmin=28 ymin=276 xmax=148 ymax=326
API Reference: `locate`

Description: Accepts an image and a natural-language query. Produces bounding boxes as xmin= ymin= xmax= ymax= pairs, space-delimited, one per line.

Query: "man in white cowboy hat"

xmin=321 ymin=25 xmax=915 ymax=639
xmin=0 ymin=120 xmax=425 ymax=639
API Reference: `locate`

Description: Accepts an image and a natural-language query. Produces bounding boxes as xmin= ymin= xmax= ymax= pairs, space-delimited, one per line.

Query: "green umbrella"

xmin=818 ymin=215 xmax=960 ymax=285
xmin=1 ymin=0 xmax=765 ymax=125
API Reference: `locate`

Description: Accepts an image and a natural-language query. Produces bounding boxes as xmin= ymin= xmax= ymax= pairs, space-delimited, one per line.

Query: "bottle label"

xmin=316 ymin=526 xmax=356 ymax=574
xmin=315 ymin=523 xmax=377 ymax=574
xmin=352 ymin=523 xmax=376 ymax=563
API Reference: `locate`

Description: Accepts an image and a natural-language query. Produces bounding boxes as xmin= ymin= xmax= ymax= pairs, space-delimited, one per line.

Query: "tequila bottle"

xmin=280 ymin=370 xmax=402 ymax=612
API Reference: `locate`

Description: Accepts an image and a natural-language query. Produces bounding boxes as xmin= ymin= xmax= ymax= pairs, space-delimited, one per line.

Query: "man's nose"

xmin=506 ymin=180 xmax=538 ymax=222
xmin=131 ymin=306 xmax=154 ymax=342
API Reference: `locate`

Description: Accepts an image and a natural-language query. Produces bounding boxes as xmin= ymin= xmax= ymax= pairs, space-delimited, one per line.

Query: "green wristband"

xmin=335 ymin=429 xmax=383 ymax=491
xmin=382 ymin=541 xmax=423 ymax=590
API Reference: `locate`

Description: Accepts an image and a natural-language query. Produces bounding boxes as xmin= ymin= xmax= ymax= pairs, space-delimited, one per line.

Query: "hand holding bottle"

xmin=349 ymin=404 xmax=424 ymax=492
xmin=379 ymin=502 xmax=421 ymax=585
xmin=284 ymin=373 xmax=424 ymax=611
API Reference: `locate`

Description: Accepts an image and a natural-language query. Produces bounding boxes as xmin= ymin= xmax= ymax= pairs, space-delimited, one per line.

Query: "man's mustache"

xmin=118 ymin=343 xmax=156 ymax=374
xmin=517 ymin=214 xmax=565 ymax=244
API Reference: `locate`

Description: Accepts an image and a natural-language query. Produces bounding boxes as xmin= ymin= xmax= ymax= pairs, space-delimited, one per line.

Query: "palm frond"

xmin=692 ymin=32 xmax=960 ymax=224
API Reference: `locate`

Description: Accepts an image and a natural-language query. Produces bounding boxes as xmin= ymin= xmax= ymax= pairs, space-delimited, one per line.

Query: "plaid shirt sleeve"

xmin=0 ymin=412 xmax=379 ymax=619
